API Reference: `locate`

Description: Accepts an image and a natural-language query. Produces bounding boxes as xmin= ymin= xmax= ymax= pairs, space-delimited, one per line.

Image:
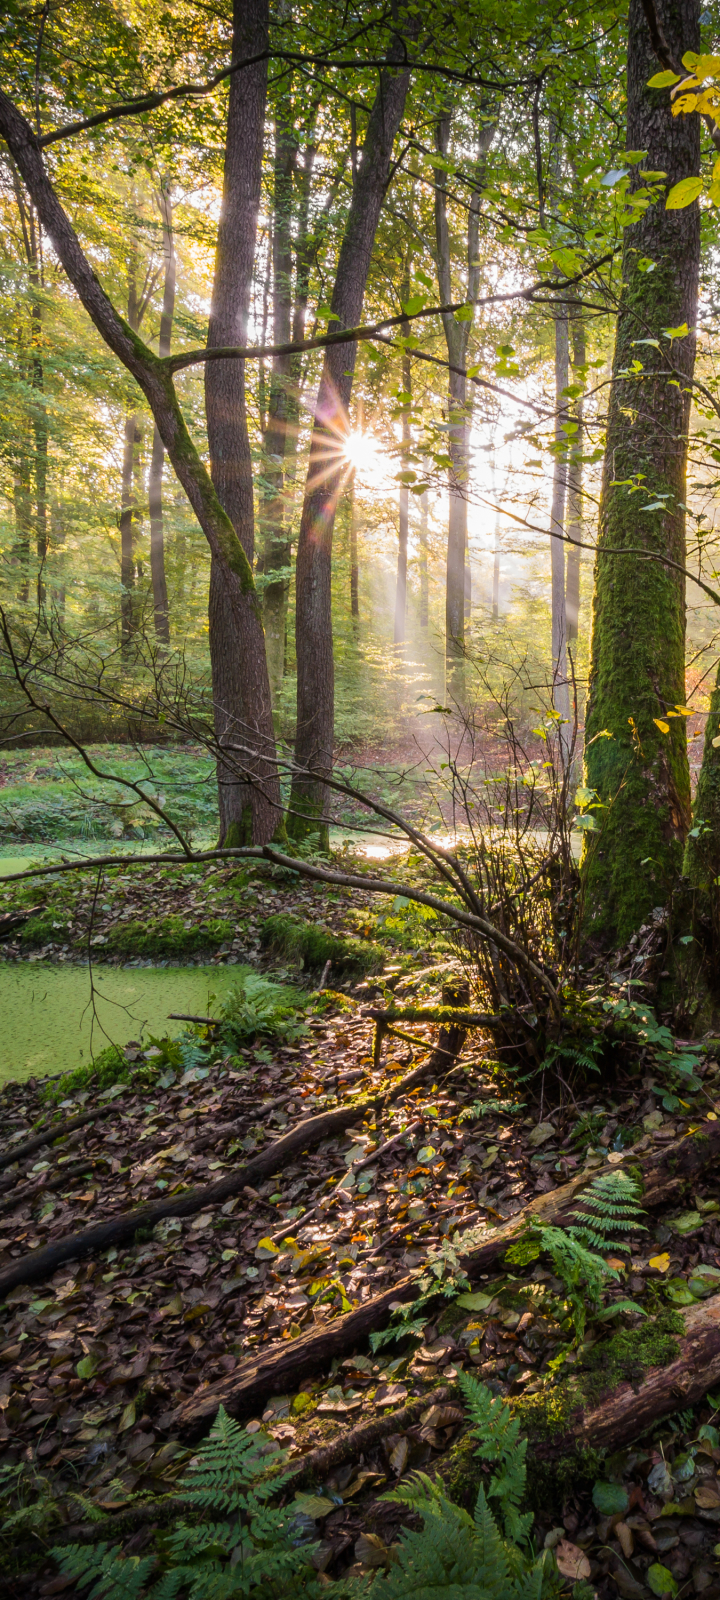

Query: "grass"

xmin=0 ymin=743 xmax=219 ymax=845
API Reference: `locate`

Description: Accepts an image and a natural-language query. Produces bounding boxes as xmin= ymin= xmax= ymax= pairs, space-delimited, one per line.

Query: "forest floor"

xmin=0 ymin=852 xmax=720 ymax=1596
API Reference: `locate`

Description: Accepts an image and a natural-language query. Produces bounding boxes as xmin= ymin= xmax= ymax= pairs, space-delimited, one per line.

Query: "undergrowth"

xmin=260 ymin=913 xmax=384 ymax=978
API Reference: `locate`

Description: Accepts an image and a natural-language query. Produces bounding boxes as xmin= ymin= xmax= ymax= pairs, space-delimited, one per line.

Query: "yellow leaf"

xmin=654 ymin=719 xmax=670 ymax=733
xmin=712 ymin=735 xmax=720 ymax=748
xmin=674 ymin=705 xmax=693 ymax=715
xmin=649 ymin=1253 xmax=670 ymax=1273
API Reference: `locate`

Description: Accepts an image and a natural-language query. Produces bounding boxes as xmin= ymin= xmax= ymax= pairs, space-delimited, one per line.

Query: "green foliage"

xmin=218 ymin=967 xmax=309 ymax=1047
xmin=260 ymin=913 xmax=384 ymax=978
xmin=38 ymin=1033 xmax=205 ymax=1105
xmin=569 ymin=1170 xmax=646 ymax=1254
xmin=105 ymin=915 xmax=234 ymax=958
xmin=600 ymin=994 xmax=703 ymax=1108
xmin=377 ymin=1376 xmax=555 ymax=1599
xmin=52 ymin=1407 xmax=359 ymax=1599
xmin=506 ymin=1172 xmax=644 ymax=1340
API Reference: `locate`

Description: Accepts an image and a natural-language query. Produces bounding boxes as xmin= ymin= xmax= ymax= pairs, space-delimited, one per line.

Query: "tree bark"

xmin=583 ymin=0 xmax=699 ymax=947
xmin=257 ymin=95 xmax=296 ymax=704
xmin=433 ymin=113 xmax=494 ymax=699
xmin=419 ymin=486 xmax=429 ymax=628
xmin=395 ymin=266 xmax=411 ymax=647
xmin=147 ymin=182 xmax=175 ymax=646
xmin=551 ymin=302 xmax=569 ymax=732
xmin=565 ymin=306 xmax=586 ymax=643
xmin=350 ymin=472 xmax=360 ymax=626
xmin=204 ymin=0 xmax=281 ymax=847
xmin=288 ymin=37 xmax=414 ymax=841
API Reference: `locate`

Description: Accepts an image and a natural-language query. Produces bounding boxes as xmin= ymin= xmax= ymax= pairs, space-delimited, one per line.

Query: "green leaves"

xmin=592 ymin=1481 xmax=629 ymax=1515
xmin=665 ymin=177 xmax=703 ymax=210
xmin=648 ymin=69 xmax=681 ymax=88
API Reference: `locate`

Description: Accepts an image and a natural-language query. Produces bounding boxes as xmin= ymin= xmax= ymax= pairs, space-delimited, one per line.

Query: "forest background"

xmin=7 ymin=0 xmax=718 ymax=871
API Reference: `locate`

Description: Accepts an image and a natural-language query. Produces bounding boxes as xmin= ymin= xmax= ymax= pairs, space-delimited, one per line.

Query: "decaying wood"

xmin=177 ymin=1277 xmax=420 ymax=1438
xmin=0 ymin=1056 xmax=451 ymax=1300
xmin=536 ymin=1292 xmax=720 ymax=1463
xmin=175 ymin=1122 xmax=720 ymax=1435
xmin=0 ymin=1103 xmax=113 ymax=1173
xmin=0 ymin=904 xmax=42 ymax=940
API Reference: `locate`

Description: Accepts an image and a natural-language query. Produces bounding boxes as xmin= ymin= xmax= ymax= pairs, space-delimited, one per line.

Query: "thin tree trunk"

xmin=204 ymin=0 xmax=281 ymax=847
xmin=148 ymin=182 xmax=175 ymax=646
xmin=491 ymin=449 xmax=501 ymax=619
xmin=258 ymin=98 xmax=296 ymax=704
xmin=583 ymin=0 xmax=699 ymax=947
xmin=419 ymin=487 xmax=428 ymax=628
xmin=395 ymin=266 xmax=411 ymax=647
xmin=288 ymin=36 xmax=414 ymax=841
xmin=349 ymin=471 xmax=359 ymax=626
xmin=551 ymin=301 xmax=570 ymax=733
xmin=565 ymin=306 xmax=586 ymax=644
xmin=120 ymin=258 xmax=142 ymax=657
xmin=434 ymin=112 xmax=494 ymax=699
xmin=12 ymin=459 xmax=32 ymax=602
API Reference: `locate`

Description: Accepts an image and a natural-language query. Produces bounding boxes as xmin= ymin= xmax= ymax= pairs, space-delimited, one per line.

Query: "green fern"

xmin=505 ymin=1172 xmax=645 ymax=1340
xmin=52 ymin=1407 xmax=360 ymax=1600
xmin=569 ymin=1170 xmax=646 ymax=1254
xmin=219 ymin=968 xmax=309 ymax=1047
xmin=377 ymin=1378 xmax=555 ymax=1599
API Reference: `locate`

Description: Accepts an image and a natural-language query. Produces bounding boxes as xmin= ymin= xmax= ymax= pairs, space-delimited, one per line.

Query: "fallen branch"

xmin=175 ymin=1122 xmax=720 ymax=1434
xmin=0 ymin=1058 xmax=442 ymax=1300
xmin=0 ymin=1104 xmax=114 ymax=1173
xmin=0 ymin=1158 xmax=100 ymax=1217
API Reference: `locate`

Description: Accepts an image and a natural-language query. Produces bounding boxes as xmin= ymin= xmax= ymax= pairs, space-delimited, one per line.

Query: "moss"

xmin=105 ymin=915 xmax=234 ymax=958
xmin=440 ymin=1431 xmax=485 ymax=1510
xmin=260 ymin=912 xmax=384 ymax=977
xmin=37 ymin=1042 xmax=164 ymax=1105
xmin=437 ymin=1302 xmax=470 ymax=1336
xmin=223 ymin=813 xmax=253 ymax=849
xmin=19 ymin=912 xmax=72 ymax=945
xmin=285 ymin=793 xmax=330 ymax=851
xmin=582 ymin=226 xmax=696 ymax=946
xmin=685 ymin=664 xmax=720 ymax=887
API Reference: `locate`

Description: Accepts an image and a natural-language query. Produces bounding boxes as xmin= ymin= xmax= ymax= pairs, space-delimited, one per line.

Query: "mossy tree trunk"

xmin=582 ymin=0 xmax=700 ymax=948
xmin=684 ymin=667 xmax=720 ymax=903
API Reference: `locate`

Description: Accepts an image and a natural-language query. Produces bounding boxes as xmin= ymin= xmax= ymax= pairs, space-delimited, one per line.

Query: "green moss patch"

xmin=104 ymin=915 xmax=234 ymax=958
xmin=260 ymin=912 xmax=384 ymax=977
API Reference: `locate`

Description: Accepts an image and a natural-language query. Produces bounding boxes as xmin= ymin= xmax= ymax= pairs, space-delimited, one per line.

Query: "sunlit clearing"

xmin=343 ymin=429 xmax=383 ymax=482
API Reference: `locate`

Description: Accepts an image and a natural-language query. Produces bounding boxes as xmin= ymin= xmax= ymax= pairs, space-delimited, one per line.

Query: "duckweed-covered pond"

xmin=0 ymin=962 xmax=242 ymax=1082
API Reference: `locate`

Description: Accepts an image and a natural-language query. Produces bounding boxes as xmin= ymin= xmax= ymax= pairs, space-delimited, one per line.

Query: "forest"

xmin=3 ymin=0 xmax=720 ymax=1595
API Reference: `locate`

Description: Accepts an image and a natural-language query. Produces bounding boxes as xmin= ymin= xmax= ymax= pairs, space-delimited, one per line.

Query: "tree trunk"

xmin=434 ymin=112 xmax=494 ymax=699
xmin=582 ymin=0 xmax=699 ymax=948
xmin=204 ymin=0 xmax=281 ymax=847
xmin=258 ymin=97 xmax=296 ymax=704
xmin=288 ymin=40 xmax=413 ymax=841
xmin=565 ymin=306 xmax=586 ymax=644
xmin=551 ymin=301 xmax=570 ymax=734
xmin=395 ymin=270 xmax=411 ymax=647
xmin=147 ymin=183 xmax=175 ymax=646
xmin=119 ymin=259 xmax=142 ymax=657
xmin=419 ymin=487 xmax=429 ymax=628
xmin=350 ymin=473 xmax=360 ymax=627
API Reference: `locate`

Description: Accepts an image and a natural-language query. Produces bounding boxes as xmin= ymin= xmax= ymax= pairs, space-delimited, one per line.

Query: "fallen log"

xmin=535 ymin=1292 xmax=720 ymax=1463
xmin=0 ymin=1103 xmax=114 ymax=1173
xmin=176 ymin=1120 xmax=720 ymax=1435
xmin=0 ymin=1055 xmax=446 ymax=1301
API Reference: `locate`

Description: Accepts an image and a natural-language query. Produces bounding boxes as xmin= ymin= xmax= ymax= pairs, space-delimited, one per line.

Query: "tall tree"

xmin=147 ymin=181 xmax=175 ymax=646
xmin=288 ymin=26 xmax=415 ymax=841
xmin=433 ymin=111 xmax=494 ymax=696
xmin=582 ymin=0 xmax=700 ymax=946
xmin=565 ymin=304 xmax=586 ymax=644
xmin=204 ymin=0 xmax=281 ymax=846
xmin=394 ymin=259 xmax=412 ymax=647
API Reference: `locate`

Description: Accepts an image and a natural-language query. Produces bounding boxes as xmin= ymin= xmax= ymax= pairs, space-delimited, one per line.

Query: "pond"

xmin=0 ymin=962 xmax=243 ymax=1083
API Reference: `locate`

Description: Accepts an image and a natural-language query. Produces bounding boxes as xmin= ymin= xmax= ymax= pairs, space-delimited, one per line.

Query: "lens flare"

xmin=343 ymin=429 xmax=382 ymax=481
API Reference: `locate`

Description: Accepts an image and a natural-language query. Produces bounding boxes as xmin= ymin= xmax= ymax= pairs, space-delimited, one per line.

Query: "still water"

xmin=0 ymin=963 xmax=242 ymax=1083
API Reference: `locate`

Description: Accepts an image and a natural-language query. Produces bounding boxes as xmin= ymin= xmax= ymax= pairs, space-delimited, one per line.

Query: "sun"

xmin=343 ymin=428 xmax=382 ymax=482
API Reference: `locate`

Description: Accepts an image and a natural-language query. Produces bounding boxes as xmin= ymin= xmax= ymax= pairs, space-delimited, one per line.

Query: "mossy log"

xmin=176 ymin=1122 xmax=720 ymax=1436
xmin=531 ymin=1293 xmax=720 ymax=1464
